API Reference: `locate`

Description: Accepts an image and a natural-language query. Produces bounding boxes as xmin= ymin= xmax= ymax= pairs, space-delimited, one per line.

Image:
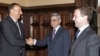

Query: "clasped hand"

xmin=26 ymin=38 xmax=33 ymax=46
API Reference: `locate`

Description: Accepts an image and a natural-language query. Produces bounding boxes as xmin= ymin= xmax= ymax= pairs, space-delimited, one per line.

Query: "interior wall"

xmin=0 ymin=0 xmax=74 ymax=7
xmin=24 ymin=0 xmax=74 ymax=7
xmin=0 ymin=0 xmax=25 ymax=6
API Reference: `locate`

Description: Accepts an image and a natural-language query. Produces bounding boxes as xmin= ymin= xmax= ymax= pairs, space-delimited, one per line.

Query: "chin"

xmin=52 ymin=26 xmax=56 ymax=28
xmin=52 ymin=26 xmax=55 ymax=28
xmin=75 ymin=25 xmax=78 ymax=28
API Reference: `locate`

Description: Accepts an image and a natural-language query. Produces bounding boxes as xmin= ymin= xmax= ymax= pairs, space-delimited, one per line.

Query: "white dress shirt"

xmin=53 ymin=25 xmax=61 ymax=34
xmin=77 ymin=24 xmax=89 ymax=38
xmin=10 ymin=16 xmax=17 ymax=22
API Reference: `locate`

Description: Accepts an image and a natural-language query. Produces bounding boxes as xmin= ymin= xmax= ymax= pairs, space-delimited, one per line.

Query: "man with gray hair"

xmin=26 ymin=13 xmax=71 ymax=56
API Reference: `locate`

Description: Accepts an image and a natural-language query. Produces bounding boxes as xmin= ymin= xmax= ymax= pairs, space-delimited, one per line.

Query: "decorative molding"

xmin=41 ymin=22 xmax=50 ymax=26
xmin=0 ymin=3 xmax=76 ymax=10
xmin=22 ymin=3 xmax=76 ymax=10
xmin=65 ymin=23 xmax=74 ymax=26
xmin=31 ymin=22 xmax=39 ymax=26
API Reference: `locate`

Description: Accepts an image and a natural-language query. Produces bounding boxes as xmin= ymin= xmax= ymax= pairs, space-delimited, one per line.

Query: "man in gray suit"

xmin=0 ymin=3 xmax=25 ymax=56
xmin=70 ymin=7 xmax=100 ymax=56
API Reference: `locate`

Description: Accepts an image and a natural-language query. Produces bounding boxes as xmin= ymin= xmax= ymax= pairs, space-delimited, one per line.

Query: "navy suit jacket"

xmin=36 ymin=27 xmax=71 ymax=56
xmin=0 ymin=16 xmax=26 ymax=56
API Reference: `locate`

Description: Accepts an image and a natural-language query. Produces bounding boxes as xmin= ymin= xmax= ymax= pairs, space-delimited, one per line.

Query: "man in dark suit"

xmin=70 ymin=7 xmax=100 ymax=56
xmin=26 ymin=13 xmax=71 ymax=56
xmin=0 ymin=3 xmax=26 ymax=56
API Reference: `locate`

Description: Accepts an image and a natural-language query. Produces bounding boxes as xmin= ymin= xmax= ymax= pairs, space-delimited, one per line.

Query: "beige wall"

xmin=98 ymin=14 xmax=100 ymax=36
xmin=24 ymin=0 xmax=74 ymax=7
xmin=0 ymin=0 xmax=74 ymax=7
xmin=0 ymin=0 xmax=25 ymax=6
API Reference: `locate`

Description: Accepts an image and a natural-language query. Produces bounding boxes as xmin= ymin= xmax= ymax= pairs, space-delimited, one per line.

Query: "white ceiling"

xmin=98 ymin=0 xmax=100 ymax=6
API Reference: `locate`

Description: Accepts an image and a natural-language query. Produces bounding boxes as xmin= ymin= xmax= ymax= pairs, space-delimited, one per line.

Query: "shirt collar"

xmin=76 ymin=24 xmax=89 ymax=38
xmin=79 ymin=24 xmax=89 ymax=32
xmin=10 ymin=16 xmax=17 ymax=22
xmin=53 ymin=25 xmax=61 ymax=33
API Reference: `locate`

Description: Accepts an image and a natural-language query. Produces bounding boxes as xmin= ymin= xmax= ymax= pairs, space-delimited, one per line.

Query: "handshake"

xmin=26 ymin=38 xmax=36 ymax=46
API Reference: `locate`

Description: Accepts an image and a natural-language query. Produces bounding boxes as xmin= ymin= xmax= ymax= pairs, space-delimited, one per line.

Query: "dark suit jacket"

xmin=0 ymin=16 xmax=26 ymax=56
xmin=35 ymin=27 xmax=71 ymax=56
xmin=70 ymin=26 xmax=100 ymax=56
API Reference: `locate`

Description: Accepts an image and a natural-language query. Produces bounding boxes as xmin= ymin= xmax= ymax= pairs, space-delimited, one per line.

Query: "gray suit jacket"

xmin=70 ymin=26 xmax=100 ymax=56
xmin=0 ymin=16 xmax=26 ymax=56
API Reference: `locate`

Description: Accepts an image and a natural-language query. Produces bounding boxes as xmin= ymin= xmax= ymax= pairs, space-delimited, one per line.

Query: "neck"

xmin=10 ymin=14 xmax=18 ymax=20
xmin=9 ymin=15 xmax=18 ymax=22
xmin=53 ymin=25 xmax=60 ymax=29
xmin=79 ymin=23 xmax=89 ymax=29
xmin=79 ymin=21 xmax=89 ymax=28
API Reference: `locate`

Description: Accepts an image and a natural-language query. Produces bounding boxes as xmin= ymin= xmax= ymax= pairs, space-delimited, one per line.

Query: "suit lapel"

xmin=7 ymin=16 xmax=23 ymax=38
xmin=51 ymin=27 xmax=63 ymax=43
xmin=71 ymin=26 xmax=91 ymax=53
xmin=7 ymin=16 xmax=18 ymax=29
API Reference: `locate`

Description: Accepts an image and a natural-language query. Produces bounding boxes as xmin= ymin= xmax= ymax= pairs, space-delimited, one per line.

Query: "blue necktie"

xmin=74 ymin=30 xmax=80 ymax=41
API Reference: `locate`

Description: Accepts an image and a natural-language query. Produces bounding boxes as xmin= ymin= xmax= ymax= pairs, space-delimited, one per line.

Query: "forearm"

xmin=35 ymin=39 xmax=47 ymax=46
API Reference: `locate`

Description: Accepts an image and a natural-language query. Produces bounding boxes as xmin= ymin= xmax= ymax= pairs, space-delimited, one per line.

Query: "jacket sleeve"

xmin=36 ymin=32 xmax=50 ymax=47
xmin=63 ymin=30 xmax=71 ymax=56
xmin=87 ymin=34 xmax=100 ymax=56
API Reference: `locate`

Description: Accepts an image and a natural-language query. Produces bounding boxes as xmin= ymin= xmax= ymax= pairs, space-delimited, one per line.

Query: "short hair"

xmin=50 ymin=13 xmax=61 ymax=20
xmin=8 ymin=3 xmax=21 ymax=13
xmin=75 ymin=7 xmax=94 ymax=22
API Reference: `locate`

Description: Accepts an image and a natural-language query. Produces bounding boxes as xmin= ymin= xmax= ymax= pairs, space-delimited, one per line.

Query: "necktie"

xmin=16 ymin=21 xmax=21 ymax=36
xmin=52 ymin=30 xmax=56 ymax=40
xmin=74 ymin=30 xmax=80 ymax=41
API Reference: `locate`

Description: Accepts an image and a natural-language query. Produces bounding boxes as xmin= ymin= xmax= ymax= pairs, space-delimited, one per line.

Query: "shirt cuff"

xmin=33 ymin=39 xmax=37 ymax=45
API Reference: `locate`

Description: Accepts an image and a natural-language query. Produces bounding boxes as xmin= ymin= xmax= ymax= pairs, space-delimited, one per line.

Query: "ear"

xmin=59 ymin=19 xmax=61 ymax=23
xmin=10 ymin=9 xmax=13 ymax=12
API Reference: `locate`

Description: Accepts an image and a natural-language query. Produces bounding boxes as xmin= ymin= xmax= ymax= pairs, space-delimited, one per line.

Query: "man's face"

xmin=50 ymin=16 xmax=61 ymax=28
xmin=10 ymin=5 xmax=22 ymax=20
xmin=73 ymin=9 xmax=86 ymax=28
